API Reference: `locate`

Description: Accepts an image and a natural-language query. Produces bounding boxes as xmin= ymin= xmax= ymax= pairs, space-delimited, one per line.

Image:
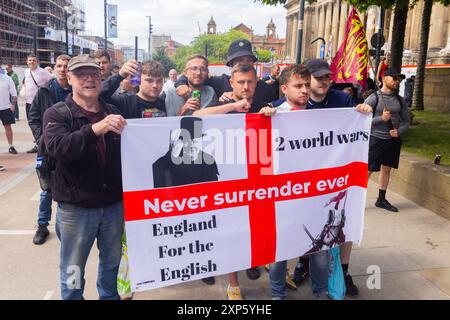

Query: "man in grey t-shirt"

xmin=165 ymin=55 xmax=218 ymax=116
xmin=365 ymin=69 xmax=410 ymax=212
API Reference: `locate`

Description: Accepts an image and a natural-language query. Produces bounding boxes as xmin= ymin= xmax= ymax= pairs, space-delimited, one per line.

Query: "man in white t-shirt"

xmin=22 ymin=54 xmax=53 ymax=153
xmin=0 ymin=73 xmax=18 ymax=157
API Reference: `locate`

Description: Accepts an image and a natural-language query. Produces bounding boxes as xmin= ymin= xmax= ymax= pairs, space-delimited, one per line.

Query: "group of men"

xmin=9 ymin=36 xmax=409 ymax=300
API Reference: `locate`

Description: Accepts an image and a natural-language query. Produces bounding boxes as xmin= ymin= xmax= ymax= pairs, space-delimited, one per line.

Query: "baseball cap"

xmin=226 ymin=39 xmax=258 ymax=67
xmin=383 ymin=68 xmax=406 ymax=79
xmin=68 ymin=54 xmax=101 ymax=72
xmin=305 ymin=58 xmax=332 ymax=77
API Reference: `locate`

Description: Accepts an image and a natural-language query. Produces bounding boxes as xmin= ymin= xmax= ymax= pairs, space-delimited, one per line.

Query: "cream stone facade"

xmin=284 ymin=0 xmax=450 ymax=64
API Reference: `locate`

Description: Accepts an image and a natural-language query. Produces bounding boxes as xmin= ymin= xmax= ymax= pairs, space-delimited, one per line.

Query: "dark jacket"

xmin=404 ymin=78 xmax=415 ymax=101
xmin=43 ymin=95 xmax=123 ymax=208
xmin=28 ymin=80 xmax=60 ymax=142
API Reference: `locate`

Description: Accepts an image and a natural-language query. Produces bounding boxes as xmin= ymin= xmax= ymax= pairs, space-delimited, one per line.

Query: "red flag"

xmin=330 ymin=7 xmax=369 ymax=89
xmin=324 ymin=190 xmax=348 ymax=210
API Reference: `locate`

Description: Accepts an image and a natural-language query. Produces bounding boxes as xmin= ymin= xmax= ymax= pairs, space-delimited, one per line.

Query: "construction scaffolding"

xmin=0 ymin=0 xmax=36 ymax=66
xmin=36 ymin=0 xmax=73 ymax=65
xmin=0 ymin=0 xmax=88 ymax=66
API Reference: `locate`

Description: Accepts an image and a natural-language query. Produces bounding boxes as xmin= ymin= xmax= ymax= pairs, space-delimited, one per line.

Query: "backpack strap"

xmin=38 ymin=102 xmax=73 ymax=156
xmin=372 ymin=91 xmax=404 ymax=116
xmin=53 ymin=102 xmax=73 ymax=131
xmin=372 ymin=92 xmax=379 ymax=116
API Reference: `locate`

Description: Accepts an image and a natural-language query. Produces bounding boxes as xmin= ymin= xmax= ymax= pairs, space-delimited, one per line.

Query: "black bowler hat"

xmin=305 ymin=58 xmax=332 ymax=77
xmin=383 ymin=68 xmax=406 ymax=79
xmin=179 ymin=117 xmax=206 ymax=139
xmin=226 ymin=39 xmax=258 ymax=67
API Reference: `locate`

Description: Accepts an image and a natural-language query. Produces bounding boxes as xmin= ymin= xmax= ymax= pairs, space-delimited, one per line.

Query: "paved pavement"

xmin=0 ymin=101 xmax=449 ymax=300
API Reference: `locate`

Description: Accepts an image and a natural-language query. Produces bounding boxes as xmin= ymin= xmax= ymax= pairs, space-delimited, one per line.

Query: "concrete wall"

xmin=371 ymin=152 xmax=450 ymax=220
xmin=424 ymin=67 xmax=450 ymax=112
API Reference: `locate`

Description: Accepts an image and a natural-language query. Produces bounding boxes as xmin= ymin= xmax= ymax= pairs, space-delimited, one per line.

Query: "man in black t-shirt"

xmin=101 ymin=60 xmax=167 ymax=119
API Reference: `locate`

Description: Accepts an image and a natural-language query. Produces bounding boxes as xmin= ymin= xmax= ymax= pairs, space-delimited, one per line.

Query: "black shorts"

xmin=368 ymin=136 xmax=402 ymax=172
xmin=0 ymin=109 xmax=15 ymax=125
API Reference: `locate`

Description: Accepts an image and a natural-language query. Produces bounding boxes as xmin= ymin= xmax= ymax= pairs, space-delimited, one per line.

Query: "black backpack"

xmin=36 ymin=102 xmax=73 ymax=192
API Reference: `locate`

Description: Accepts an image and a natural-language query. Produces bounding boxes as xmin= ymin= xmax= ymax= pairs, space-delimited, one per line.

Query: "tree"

xmin=172 ymin=30 xmax=250 ymax=71
xmin=257 ymin=0 xmax=409 ymax=69
xmin=412 ymin=0 xmax=450 ymax=110
xmin=152 ymin=47 xmax=177 ymax=77
xmin=172 ymin=46 xmax=195 ymax=73
xmin=256 ymin=49 xmax=273 ymax=62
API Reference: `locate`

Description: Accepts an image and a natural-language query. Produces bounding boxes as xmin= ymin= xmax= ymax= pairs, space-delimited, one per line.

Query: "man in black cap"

xmin=175 ymin=39 xmax=276 ymax=104
xmin=152 ymin=117 xmax=219 ymax=188
xmin=365 ymin=69 xmax=410 ymax=212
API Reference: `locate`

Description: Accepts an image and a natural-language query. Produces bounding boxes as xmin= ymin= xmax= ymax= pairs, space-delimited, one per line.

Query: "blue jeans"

xmin=56 ymin=201 xmax=124 ymax=300
xmin=37 ymin=190 xmax=52 ymax=227
xmin=309 ymin=250 xmax=329 ymax=297
xmin=269 ymin=260 xmax=287 ymax=299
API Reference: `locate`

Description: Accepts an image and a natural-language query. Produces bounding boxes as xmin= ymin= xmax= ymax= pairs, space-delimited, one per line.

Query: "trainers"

xmin=272 ymin=296 xmax=286 ymax=300
xmin=0 ymin=165 xmax=5 ymax=172
xmin=375 ymin=198 xmax=399 ymax=212
xmin=201 ymin=276 xmax=215 ymax=285
xmin=8 ymin=146 xmax=18 ymax=154
xmin=121 ymin=292 xmax=134 ymax=300
xmin=344 ymin=272 xmax=359 ymax=297
xmin=246 ymin=267 xmax=260 ymax=280
xmin=292 ymin=262 xmax=309 ymax=286
xmin=33 ymin=225 xmax=50 ymax=245
xmin=285 ymin=269 xmax=298 ymax=290
xmin=315 ymin=292 xmax=330 ymax=300
xmin=227 ymin=285 xmax=243 ymax=300
xmin=26 ymin=145 xmax=38 ymax=154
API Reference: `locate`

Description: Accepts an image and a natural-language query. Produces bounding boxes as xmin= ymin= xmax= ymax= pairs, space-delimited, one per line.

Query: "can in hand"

xmin=130 ymin=62 xmax=142 ymax=87
xmin=192 ymin=90 xmax=201 ymax=101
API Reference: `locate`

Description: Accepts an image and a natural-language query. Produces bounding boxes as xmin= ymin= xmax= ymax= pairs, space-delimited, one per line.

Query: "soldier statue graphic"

xmin=303 ymin=190 xmax=348 ymax=253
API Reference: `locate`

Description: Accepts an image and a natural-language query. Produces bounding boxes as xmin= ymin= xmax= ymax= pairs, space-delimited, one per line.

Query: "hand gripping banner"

xmin=121 ymin=108 xmax=371 ymax=292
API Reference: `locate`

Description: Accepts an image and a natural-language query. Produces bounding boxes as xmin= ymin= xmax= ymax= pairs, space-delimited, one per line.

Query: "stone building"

xmin=284 ymin=0 xmax=450 ymax=64
xmin=207 ymin=16 xmax=217 ymax=35
xmin=230 ymin=19 xmax=286 ymax=58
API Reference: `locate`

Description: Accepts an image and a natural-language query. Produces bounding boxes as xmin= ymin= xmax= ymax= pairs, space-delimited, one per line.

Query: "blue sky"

xmin=83 ymin=0 xmax=287 ymax=49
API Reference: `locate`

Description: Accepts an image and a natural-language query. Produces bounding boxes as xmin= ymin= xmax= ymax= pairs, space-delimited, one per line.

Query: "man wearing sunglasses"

xmin=366 ymin=69 xmax=410 ymax=214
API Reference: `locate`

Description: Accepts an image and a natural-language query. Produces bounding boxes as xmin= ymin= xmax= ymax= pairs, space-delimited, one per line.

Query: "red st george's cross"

xmin=123 ymin=114 xmax=368 ymax=267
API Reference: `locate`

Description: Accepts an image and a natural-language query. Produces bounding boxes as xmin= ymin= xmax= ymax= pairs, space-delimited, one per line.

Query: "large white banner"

xmin=121 ymin=109 xmax=372 ymax=292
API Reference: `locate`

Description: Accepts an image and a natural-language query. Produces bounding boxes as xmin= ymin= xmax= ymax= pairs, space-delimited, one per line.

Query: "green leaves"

xmin=152 ymin=47 xmax=177 ymax=77
xmin=172 ymin=30 xmax=251 ymax=70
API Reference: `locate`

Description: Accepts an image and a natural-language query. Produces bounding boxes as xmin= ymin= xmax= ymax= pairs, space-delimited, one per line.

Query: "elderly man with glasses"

xmin=165 ymin=55 xmax=219 ymax=116
xmin=43 ymin=54 xmax=127 ymax=300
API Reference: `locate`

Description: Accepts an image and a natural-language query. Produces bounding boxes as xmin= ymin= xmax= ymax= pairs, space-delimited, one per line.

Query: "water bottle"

xmin=130 ymin=62 xmax=142 ymax=87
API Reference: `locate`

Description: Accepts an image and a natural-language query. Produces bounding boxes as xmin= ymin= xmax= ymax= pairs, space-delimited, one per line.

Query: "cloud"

xmin=82 ymin=0 xmax=287 ymax=49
